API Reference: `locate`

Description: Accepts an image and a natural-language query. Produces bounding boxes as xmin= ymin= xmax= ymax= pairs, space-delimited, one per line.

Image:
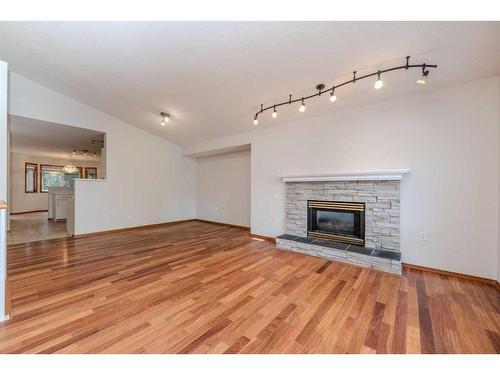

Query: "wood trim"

xmin=250 ymin=233 xmax=276 ymax=243
xmin=4 ymin=279 xmax=11 ymax=320
xmin=402 ymin=263 xmax=498 ymax=286
xmin=10 ymin=209 xmax=48 ymax=215
xmin=24 ymin=162 xmax=38 ymax=193
xmin=194 ymin=219 xmax=250 ymax=231
xmin=72 ymin=219 xmax=198 ymax=239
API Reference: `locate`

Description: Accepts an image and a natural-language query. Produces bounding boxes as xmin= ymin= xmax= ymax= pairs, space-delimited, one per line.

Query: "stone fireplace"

xmin=276 ymin=170 xmax=408 ymax=274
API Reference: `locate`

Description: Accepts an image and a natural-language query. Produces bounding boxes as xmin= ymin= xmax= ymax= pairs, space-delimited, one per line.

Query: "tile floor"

xmin=8 ymin=212 xmax=69 ymax=245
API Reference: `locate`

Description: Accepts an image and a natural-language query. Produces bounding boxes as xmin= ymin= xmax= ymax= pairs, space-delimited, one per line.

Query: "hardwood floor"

xmin=1 ymin=221 xmax=499 ymax=354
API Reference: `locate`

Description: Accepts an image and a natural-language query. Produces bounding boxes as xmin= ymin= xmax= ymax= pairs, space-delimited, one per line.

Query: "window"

xmin=40 ymin=165 xmax=64 ymax=192
xmin=40 ymin=165 xmax=85 ymax=192
xmin=63 ymin=170 xmax=81 ymax=187
xmin=25 ymin=163 xmax=38 ymax=193
xmin=85 ymin=167 xmax=97 ymax=179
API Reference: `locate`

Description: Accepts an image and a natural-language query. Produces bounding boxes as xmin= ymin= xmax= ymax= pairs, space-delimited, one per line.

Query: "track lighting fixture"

xmin=253 ymin=116 xmax=258 ymax=126
xmin=160 ymin=112 xmax=170 ymax=126
xmin=252 ymin=56 xmax=437 ymax=124
xmin=299 ymin=99 xmax=306 ymax=112
xmin=72 ymin=149 xmax=97 ymax=157
xmin=374 ymin=71 xmax=384 ymax=90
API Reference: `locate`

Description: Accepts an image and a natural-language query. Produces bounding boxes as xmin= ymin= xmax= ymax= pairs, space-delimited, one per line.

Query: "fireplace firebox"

xmin=307 ymin=200 xmax=365 ymax=246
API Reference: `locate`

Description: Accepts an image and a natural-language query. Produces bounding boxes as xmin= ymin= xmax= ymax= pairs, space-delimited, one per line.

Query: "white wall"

xmin=9 ymin=152 xmax=101 ymax=213
xmin=498 ymin=80 xmax=500 ymax=283
xmin=185 ymin=77 xmax=500 ymax=280
xmin=196 ymin=150 xmax=251 ymax=227
xmin=0 ymin=60 xmax=8 ymax=319
xmin=0 ymin=62 xmax=7 ymax=204
xmin=8 ymin=73 xmax=196 ymax=234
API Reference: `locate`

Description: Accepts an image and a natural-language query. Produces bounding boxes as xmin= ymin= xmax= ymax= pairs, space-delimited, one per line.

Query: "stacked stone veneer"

xmin=275 ymin=236 xmax=402 ymax=274
xmin=286 ymin=180 xmax=400 ymax=253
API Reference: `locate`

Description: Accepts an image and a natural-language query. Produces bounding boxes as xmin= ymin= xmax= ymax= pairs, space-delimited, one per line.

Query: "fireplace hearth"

xmin=278 ymin=176 xmax=403 ymax=274
xmin=307 ymin=200 xmax=365 ymax=246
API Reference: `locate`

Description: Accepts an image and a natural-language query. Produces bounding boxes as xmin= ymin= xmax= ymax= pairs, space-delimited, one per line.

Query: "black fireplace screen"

xmin=307 ymin=200 xmax=365 ymax=246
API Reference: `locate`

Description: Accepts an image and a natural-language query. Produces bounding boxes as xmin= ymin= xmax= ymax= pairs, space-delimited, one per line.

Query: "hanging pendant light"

xmin=63 ymin=165 xmax=79 ymax=174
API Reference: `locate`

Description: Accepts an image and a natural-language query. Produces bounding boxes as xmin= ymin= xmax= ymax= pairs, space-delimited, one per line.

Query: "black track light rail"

xmin=253 ymin=56 xmax=437 ymax=120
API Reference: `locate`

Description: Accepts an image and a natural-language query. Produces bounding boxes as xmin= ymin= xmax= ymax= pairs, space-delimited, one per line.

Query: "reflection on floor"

xmin=8 ymin=211 xmax=69 ymax=244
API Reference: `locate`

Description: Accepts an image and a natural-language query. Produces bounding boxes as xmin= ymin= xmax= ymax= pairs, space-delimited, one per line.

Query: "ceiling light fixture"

xmin=252 ymin=56 xmax=437 ymax=125
xmin=160 ymin=112 xmax=170 ymax=126
xmin=374 ymin=71 xmax=384 ymax=90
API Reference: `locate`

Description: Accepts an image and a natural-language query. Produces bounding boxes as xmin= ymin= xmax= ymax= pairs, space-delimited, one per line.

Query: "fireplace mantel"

xmin=279 ymin=169 xmax=410 ymax=182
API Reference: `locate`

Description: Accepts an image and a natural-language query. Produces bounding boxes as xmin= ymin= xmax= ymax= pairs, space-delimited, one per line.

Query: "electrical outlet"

xmin=214 ymin=206 xmax=219 ymax=211
xmin=273 ymin=216 xmax=278 ymax=224
xmin=274 ymin=193 xmax=279 ymax=200
xmin=419 ymin=232 xmax=427 ymax=241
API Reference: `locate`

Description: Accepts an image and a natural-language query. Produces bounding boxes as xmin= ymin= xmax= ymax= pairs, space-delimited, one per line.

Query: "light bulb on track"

xmin=417 ymin=71 xmax=429 ymax=85
xmin=330 ymin=88 xmax=337 ymax=103
xmin=299 ymin=99 xmax=306 ymax=112
xmin=253 ymin=116 xmax=259 ymax=126
xmin=374 ymin=71 xmax=383 ymax=90
xmin=272 ymin=107 xmax=277 ymax=118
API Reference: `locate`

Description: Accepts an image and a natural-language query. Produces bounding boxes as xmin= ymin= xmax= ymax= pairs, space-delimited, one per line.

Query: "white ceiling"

xmin=9 ymin=115 xmax=104 ymax=160
xmin=0 ymin=22 xmax=499 ymax=146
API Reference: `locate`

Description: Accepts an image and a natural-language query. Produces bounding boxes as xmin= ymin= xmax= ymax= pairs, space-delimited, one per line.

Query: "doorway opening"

xmin=8 ymin=115 xmax=105 ymax=244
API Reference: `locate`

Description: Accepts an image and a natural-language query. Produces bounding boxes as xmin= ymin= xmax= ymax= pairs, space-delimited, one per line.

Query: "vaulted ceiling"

xmin=0 ymin=22 xmax=499 ymax=146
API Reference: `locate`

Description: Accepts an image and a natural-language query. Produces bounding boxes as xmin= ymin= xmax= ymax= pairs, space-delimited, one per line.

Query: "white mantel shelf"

xmin=279 ymin=169 xmax=410 ymax=182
